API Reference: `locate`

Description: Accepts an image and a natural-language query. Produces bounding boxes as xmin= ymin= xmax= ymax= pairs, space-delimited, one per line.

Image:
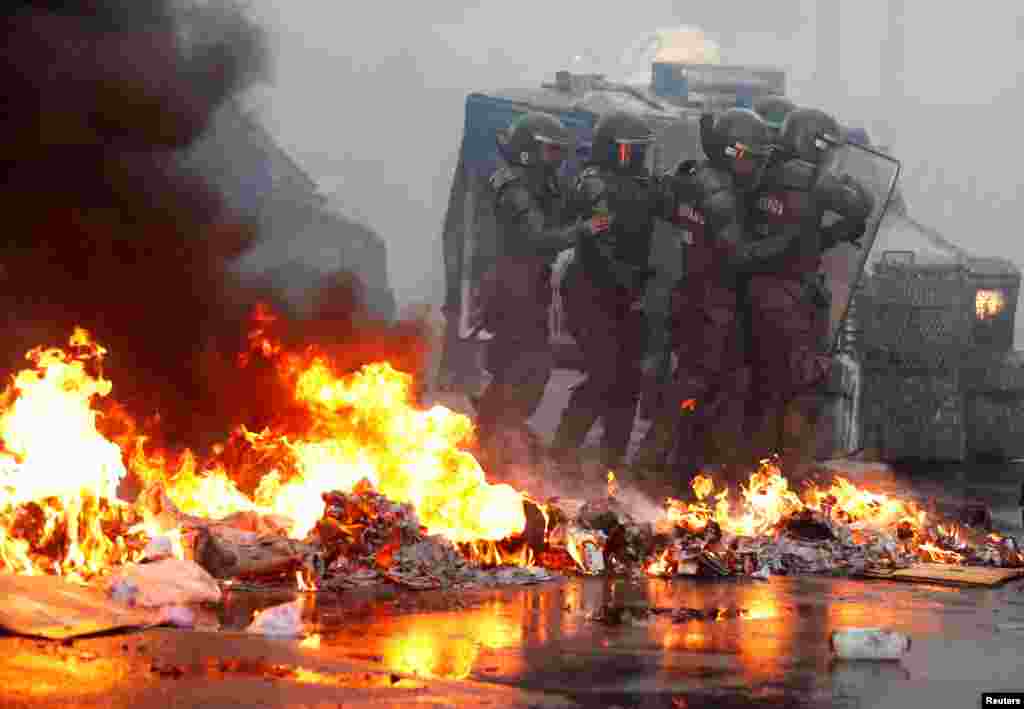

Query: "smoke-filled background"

xmin=241 ymin=0 xmax=1024 ymax=336
xmin=0 ymin=1 xmax=429 ymax=448
xmin=2 ymin=0 xmax=1021 ymax=449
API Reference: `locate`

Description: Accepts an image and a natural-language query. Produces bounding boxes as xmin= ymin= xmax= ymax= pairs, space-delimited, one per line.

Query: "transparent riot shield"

xmin=455 ymin=168 xmax=500 ymax=342
xmin=817 ymin=139 xmax=902 ymax=353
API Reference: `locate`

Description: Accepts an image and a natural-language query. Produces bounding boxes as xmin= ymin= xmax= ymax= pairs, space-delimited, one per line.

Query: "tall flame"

xmin=0 ymin=329 xmax=134 ymax=579
xmin=134 ymin=314 xmax=526 ymax=546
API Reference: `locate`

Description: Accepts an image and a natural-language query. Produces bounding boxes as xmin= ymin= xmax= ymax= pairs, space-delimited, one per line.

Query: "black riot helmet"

xmin=778 ymin=108 xmax=841 ymax=163
xmin=497 ymin=111 xmax=572 ymax=172
xmin=590 ymin=111 xmax=656 ymax=176
xmin=753 ymin=95 xmax=797 ymax=135
xmin=699 ymin=108 xmax=770 ymax=186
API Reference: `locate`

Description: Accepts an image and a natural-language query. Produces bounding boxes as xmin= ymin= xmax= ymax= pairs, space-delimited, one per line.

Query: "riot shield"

xmin=817 ymin=140 xmax=902 ymax=353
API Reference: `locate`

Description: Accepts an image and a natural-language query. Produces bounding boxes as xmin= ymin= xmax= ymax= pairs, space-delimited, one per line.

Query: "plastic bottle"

xmin=830 ymin=628 xmax=911 ymax=661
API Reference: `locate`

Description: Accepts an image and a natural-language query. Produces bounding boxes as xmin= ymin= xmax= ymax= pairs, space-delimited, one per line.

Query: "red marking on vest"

xmin=677 ymin=204 xmax=705 ymax=226
xmin=758 ymin=194 xmax=785 ymax=217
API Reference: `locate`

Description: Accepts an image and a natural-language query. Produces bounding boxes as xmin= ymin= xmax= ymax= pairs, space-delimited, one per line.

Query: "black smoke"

xmin=0 ymin=1 xmax=428 ymax=449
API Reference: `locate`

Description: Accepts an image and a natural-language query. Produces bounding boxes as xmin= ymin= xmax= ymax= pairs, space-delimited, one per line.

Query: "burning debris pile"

xmin=643 ymin=468 xmax=1023 ymax=579
xmin=1 ymin=323 xmax=1022 ymax=602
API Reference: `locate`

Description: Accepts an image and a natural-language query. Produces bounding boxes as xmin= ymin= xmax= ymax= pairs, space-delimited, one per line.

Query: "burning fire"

xmin=1 ymin=317 xmax=527 ymax=579
xmin=0 ymin=330 xmax=141 ymax=581
xmin=976 ymin=289 xmax=1006 ymax=320
xmin=139 ymin=356 xmax=526 ymax=545
xmin=1 ymin=317 xmax=1017 ymax=585
xmin=665 ymin=461 xmax=927 ymax=540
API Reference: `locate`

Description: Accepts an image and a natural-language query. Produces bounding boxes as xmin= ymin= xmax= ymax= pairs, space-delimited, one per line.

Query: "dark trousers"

xmin=745 ymin=274 xmax=832 ymax=466
xmin=553 ymin=282 xmax=647 ymax=470
xmin=475 ymin=333 xmax=553 ymax=447
xmin=637 ymin=279 xmax=749 ymax=476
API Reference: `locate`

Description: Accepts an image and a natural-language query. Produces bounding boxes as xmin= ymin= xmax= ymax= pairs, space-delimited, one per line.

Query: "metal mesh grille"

xmin=861 ymin=366 xmax=965 ymax=461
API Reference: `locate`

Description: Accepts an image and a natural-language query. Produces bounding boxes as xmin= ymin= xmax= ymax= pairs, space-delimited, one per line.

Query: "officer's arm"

xmin=707 ymin=189 xmax=800 ymax=274
xmin=815 ymin=171 xmax=875 ymax=250
xmin=497 ymin=183 xmax=586 ymax=261
xmin=816 ymin=171 xmax=874 ymax=221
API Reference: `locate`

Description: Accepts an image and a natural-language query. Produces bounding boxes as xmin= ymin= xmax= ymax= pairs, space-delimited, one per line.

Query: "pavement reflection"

xmin=3 ymin=572 xmax=1024 ymax=708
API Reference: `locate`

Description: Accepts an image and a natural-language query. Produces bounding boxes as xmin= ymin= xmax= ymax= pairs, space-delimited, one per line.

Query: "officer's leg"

xmin=475 ymin=338 xmax=508 ymax=430
xmin=552 ymin=307 xmax=615 ymax=466
xmin=510 ymin=343 xmax=555 ymax=464
xmin=600 ymin=309 xmax=646 ymax=470
xmin=672 ymin=284 xmax=743 ymax=478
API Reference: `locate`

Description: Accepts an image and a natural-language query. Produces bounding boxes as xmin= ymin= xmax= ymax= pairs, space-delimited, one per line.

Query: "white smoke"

xmin=568 ymin=25 xmax=723 ymax=86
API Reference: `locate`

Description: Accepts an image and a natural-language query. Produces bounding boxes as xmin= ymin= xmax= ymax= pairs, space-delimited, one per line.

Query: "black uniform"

xmin=744 ymin=109 xmax=873 ymax=464
xmin=637 ymin=108 xmax=821 ymax=476
xmin=550 ymin=111 xmax=676 ymax=471
xmin=474 ymin=162 xmax=586 ymax=455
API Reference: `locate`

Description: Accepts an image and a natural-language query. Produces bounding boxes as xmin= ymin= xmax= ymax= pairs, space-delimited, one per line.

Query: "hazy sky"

xmin=243 ymin=0 xmax=1024 ymax=320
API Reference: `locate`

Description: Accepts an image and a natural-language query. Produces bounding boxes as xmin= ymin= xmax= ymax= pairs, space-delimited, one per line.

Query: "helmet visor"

xmin=609 ymin=138 xmax=654 ymax=173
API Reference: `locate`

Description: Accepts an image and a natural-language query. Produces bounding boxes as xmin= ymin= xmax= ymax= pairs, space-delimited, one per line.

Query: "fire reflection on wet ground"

xmin=266 ymin=574 xmax=973 ymax=690
xmin=2 ymin=574 xmax=1023 ymax=708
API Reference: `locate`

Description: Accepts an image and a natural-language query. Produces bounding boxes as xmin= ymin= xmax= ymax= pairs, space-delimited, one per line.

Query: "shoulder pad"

xmin=768 ymin=159 xmax=815 ymax=190
xmin=489 ymin=165 xmax=522 ymax=193
xmin=496 ymin=179 xmax=533 ymax=215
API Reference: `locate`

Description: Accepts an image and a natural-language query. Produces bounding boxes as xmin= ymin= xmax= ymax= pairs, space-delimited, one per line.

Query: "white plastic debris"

xmin=107 ymin=559 xmax=221 ymax=608
xmin=830 ymin=628 xmax=911 ymax=661
xmin=155 ymin=606 xmax=196 ymax=629
xmin=246 ymin=599 xmax=304 ymax=638
xmin=567 ymin=526 xmax=606 ymax=575
xmin=141 ymin=536 xmax=175 ymax=562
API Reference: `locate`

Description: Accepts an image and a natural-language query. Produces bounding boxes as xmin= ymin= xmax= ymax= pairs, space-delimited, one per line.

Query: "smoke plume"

xmin=0 ymin=1 xmax=427 ymax=449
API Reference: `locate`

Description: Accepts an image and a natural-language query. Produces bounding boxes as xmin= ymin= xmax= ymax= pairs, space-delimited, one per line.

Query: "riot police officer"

xmin=474 ymin=112 xmax=609 ymax=471
xmin=637 ymin=108 xmax=813 ymax=477
xmin=744 ymin=107 xmax=874 ymax=468
xmin=550 ymin=111 xmax=684 ymax=473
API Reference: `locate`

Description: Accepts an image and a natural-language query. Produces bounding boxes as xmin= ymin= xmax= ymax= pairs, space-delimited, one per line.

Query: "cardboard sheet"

xmin=0 ymin=572 xmax=158 ymax=639
xmin=862 ymin=563 xmax=1024 ymax=587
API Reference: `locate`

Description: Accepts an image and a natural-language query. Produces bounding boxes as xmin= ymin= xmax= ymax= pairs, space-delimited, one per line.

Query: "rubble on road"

xmin=246 ymin=598 xmax=305 ymax=637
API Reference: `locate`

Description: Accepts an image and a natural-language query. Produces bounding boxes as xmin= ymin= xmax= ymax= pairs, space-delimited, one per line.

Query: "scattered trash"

xmin=566 ymin=526 xmax=606 ymax=575
xmin=141 ymin=536 xmax=176 ymax=562
xmin=246 ymin=599 xmax=304 ymax=638
xmin=155 ymin=605 xmax=196 ymax=629
xmin=587 ymin=602 xmax=666 ymax=626
xmin=106 ymin=559 xmax=222 ymax=607
xmin=830 ymin=628 xmax=911 ymax=661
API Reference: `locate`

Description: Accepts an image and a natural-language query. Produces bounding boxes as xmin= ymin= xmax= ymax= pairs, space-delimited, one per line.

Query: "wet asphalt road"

xmin=5 ymin=378 xmax=1024 ymax=708
xmin=2 ymin=571 xmax=1024 ymax=709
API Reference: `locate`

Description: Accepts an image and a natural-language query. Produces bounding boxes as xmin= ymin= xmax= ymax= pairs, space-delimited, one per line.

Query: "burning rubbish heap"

xmin=1 ymin=319 xmax=1022 ymax=604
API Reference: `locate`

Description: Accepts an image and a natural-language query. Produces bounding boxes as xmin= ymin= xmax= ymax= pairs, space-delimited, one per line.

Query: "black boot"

xmin=551 ymin=379 xmax=601 ymax=468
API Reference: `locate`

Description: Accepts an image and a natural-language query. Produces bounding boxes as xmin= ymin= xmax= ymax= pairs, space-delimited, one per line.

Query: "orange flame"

xmin=0 ymin=329 xmax=141 ymax=580
xmin=664 ymin=459 xmax=931 ymax=540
